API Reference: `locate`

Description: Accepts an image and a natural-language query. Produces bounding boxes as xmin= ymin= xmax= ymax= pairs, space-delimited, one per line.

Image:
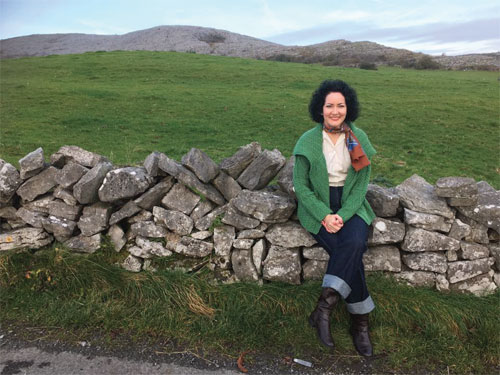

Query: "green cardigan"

xmin=293 ymin=123 xmax=376 ymax=234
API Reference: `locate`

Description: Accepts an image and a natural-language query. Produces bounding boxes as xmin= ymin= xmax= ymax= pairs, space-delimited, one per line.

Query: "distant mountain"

xmin=1 ymin=25 xmax=498 ymax=70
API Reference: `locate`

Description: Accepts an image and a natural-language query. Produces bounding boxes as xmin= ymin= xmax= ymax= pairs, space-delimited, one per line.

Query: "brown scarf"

xmin=322 ymin=122 xmax=370 ymax=171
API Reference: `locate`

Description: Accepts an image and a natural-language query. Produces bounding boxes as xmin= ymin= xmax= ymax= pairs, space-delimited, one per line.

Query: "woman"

xmin=293 ymin=79 xmax=376 ymax=357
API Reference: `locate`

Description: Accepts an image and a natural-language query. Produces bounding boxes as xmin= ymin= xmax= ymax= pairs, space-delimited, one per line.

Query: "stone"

xmin=128 ymin=243 xmax=154 ymax=259
xmin=302 ymin=259 xmax=328 ymax=280
xmin=448 ymin=219 xmax=471 ymax=240
xmin=109 ymin=201 xmax=141 ymax=225
xmin=53 ymin=145 xmax=106 ymax=168
xmin=19 ymin=147 xmax=45 ymax=179
xmin=395 ymin=174 xmax=454 ymax=219
xmin=489 ymin=244 xmax=500 ymax=271
xmin=0 ymin=207 xmax=18 ymax=221
xmin=231 ymin=189 xmax=296 ymax=223
xmin=190 ymin=230 xmax=212 ymax=240
xmin=403 ymin=208 xmax=452 ymax=233
xmin=158 ymin=153 xmax=182 ymax=175
xmin=49 ymin=152 xmax=66 ymax=168
xmin=194 ymin=205 xmax=226 ymax=231
xmin=366 ymin=184 xmax=400 ymax=217
xmin=488 ymin=228 xmax=500 ymax=242
xmin=435 ymin=274 xmax=450 ymax=292
xmin=144 ymin=151 xmax=161 ymax=177
xmin=77 ymin=202 xmax=112 ymax=236
xmin=233 ymin=239 xmax=254 ymax=249
xmin=458 ymin=242 xmax=490 ymax=260
xmin=221 ymin=203 xmax=260 ymax=230
xmin=177 ymin=165 xmax=226 ymax=206
xmin=136 ymin=236 xmax=172 ymax=257
xmin=42 ymin=215 xmax=77 ymax=242
xmin=55 ymin=162 xmax=89 ymax=188
xmin=447 ymin=197 xmax=478 ymax=207
xmin=161 ymin=182 xmax=201 ymax=215
xmin=232 ymin=250 xmax=259 ymax=282
xmin=21 ymin=195 xmax=54 ymax=214
xmin=128 ymin=210 xmax=153 ymax=224
xmin=214 ymin=225 xmax=235 ymax=257
xmin=64 ymin=233 xmax=101 ymax=253
xmin=107 ymin=224 xmax=126 ymax=252
xmin=175 ymin=236 xmax=213 ymax=257
xmin=252 ymin=238 xmax=267 ymax=275
xmin=98 ymin=167 xmax=153 ymax=202
xmin=456 ymin=181 xmax=500 ymax=233
xmin=237 ymin=229 xmax=265 ymax=239
xmin=368 ymin=218 xmax=405 ymax=245
xmin=16 ymin=207 xmax=46 ymax=228
xmin=402 ymin=252 xmax=448 ymax=274
xmin=401 ymin=227 xmax=460 ymax=252
xmin=0 ymin=227 xmax=53 ymax=251
xmin=122 ymin=254 xmax=142 ymax=272
xmin=449 ymin=273 xmax=497 ymax=296
xmin=435 ymin=177 xmax=478 ymax=199
xmin=220 ymin=142 xmax=262 ymax=179
xmin=447 ymin=258 xmax=491 ymax=283
xmin=277 ymin=156 xmax=295 ymax=199
xmin=237 ymin=149 xmax=286 ymax=190
xmin=190 ymin=200 xmax=215 ymax=222
xmin=165 ymin=232 xmax=182 ymax=252
xmin=16 ymin=166 xmax=58 ymax=202
xmin=6 ymin=218 xmax=25 ymax=229
xmin=129 ymin=221 xmax=167 ymax=238
xmin=181 ymin=148 xmax=220 ymax=183
xmin=395 ymin=271 xmax=436 ymax=287
xmin=364 ymin=246 xmax=401 ymax=272
xmin=212 ymin=171 xmax=242 ymax=201
xmin=73 ymin=161 xmax=113 ymax=204
xmin=53 ymin=186 xmax=78 ymax=206
xmin=262 ymin=246 xmax=301 ymax=285
xmin=458 ymin=216 xmax=490 ymax=244
xmin=153 ymin=206 xmax=193 ymax=236
xmin=48 ymin=200 xmax=82 ymax=221
xmin=266 ymin=222 xmax=316 ymax=248
xmin=143 ymin=260 xmax=157 ymax=272
xmin=134 ymin=176 xmax=174 ymax=210
xmin=0 ymin=161 xmax=22 ymax=204
xmin=303 ymin=246 xmax=329 ymax=261
xmin=446 ymin=250 xmax=458 ymax=262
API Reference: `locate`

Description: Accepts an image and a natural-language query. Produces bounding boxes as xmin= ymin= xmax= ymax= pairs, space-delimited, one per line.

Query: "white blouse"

xmin=322 ymin=131 xmax=351 ymax=186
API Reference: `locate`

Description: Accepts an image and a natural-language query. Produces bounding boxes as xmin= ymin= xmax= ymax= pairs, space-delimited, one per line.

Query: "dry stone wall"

xmin=1 ymin=145 xmax=499 ymax=296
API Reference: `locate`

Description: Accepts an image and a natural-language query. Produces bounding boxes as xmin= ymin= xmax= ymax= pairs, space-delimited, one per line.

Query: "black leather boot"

xmin=350 ymin=313 xmax=373 ymax=357
xmin=308 ymin=287 xmax=340 ymax=348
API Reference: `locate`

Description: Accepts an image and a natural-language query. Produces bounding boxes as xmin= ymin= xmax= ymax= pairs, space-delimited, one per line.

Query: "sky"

xmin=1 ymin=0 xmax=499 ymax=56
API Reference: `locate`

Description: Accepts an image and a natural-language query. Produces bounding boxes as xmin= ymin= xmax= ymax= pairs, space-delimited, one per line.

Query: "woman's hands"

xmin=322 ymin=214 xmax=344 ymax=233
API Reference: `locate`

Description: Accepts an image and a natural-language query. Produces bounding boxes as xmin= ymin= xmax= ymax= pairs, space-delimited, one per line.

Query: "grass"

xmin=1 ymin=50 xmax=499 ymax=188
xmin=0 ymin=243 xmax=499 ymax=374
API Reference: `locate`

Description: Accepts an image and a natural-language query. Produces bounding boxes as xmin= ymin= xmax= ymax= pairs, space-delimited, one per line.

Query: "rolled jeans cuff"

xmin=322 ymin=274 xmax=351 ymax=299
xmin=346 ymin=296 xmax=375 ymax=314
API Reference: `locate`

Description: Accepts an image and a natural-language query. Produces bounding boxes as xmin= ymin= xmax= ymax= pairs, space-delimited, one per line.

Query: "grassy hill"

xmin=1 ymin=50 xmax=499 ymax=188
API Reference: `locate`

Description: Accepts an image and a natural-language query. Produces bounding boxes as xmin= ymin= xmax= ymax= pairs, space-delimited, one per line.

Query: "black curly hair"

xmin=308 ymin=79 xmax=360 ymax=124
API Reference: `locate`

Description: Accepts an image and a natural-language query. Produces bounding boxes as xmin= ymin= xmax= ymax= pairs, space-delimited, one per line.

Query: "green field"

xmin=1 ymin=51 xmax=499 ymax=188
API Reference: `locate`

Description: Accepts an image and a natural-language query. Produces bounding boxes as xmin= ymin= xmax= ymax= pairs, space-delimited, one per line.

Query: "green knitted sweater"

xmin=292 ymin=123 xmax=376 ymax=234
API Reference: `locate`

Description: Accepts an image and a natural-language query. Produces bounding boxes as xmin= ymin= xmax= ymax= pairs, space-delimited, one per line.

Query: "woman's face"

xmin=322 ymin=92 xmax=347 ymax=128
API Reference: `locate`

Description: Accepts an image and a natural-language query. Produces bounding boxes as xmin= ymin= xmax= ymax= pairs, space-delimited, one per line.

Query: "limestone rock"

xmin=77 ymin=202 xmax=112 ymax=236
xmin=53 ymin=145 xmax=105 ymax=168
xmin=134 ymin=176 xmax=174 ymax=210
xmin=0 ymin=161 xmax=22 ymax=203
xmin=232 ymin=249 xmax=259 ymax=282
xmin=175 ymin=165 xmax=226 ymax=206
xmin=144 ymin=151 xmax=161 ymax=177
xmin=456 ymin=181 xmax=500 ymax=233
xmin=447 ymin=258 xmax=491 ymax=283
xmin=53 ymin=186 xmax=78 ymax=206
xmin=128 ymin=243 xmax=158 ymax=258
xmin=165 ymin=232 xmax=182 ymax=252
xmin=42 ymin=215 xmax=77 ymax=242
xmin=403 ymin=208 xmax=452 ymax=233
xmin=212 ymin=171 xmax=242 ymax=201
xmin=435 ymin=274 xmax=450 ymax=292
xmin=395 ymin=271 xmax=436 ymax=287
xmin=214 ymin=225 xmax=235 ymax=257
xmin=195 ymin=205 xmax=226 ymax=231
xmin=458 ymin=215 xmax=490 ymax=244
xmin=266 ymin=222 xmax=316 ymax=248
xmin=107 ymin=224 xmax=126 ymax=252
xmin=233 ymin=239 xmax=254 ymax=249
xmin=16 ymin=207 xmax=46 ymax=228
xmin=190 ymin=200 xmax=215 ymax=223
xmin=302 ymin=259 xmax=328 ymax=280
xmin=221 ymin=203 xmax=260 ymax=230
xmin=64 ymin=233 xmax=101 ymax=253
xmin=73 ymin=161 xmax=113 ymax=204
xmin=448 ymin=219 xmax=471 ymax=240
xmin=368 ymin=218 xmax=405 ymax=245
xmin=458 ymin=242 xmax=490 ymax=260
xmin=0 ymin=227 xmax=53 ymax=251
xmin=161 ymin=182 xmax=200 ymax=215
xmin=19 ymin=147 xmax=45 ymax=179
xmin=175 ymin=236 xmax=213 ymax=257
xmin=231 ymin=189 xmax=296 ymax=223
xmin=181 ymin=148 xmax=220 ymax=183
xmin=395 ymin=174 xmax=454 ymax=219
xmin=98 ymin=167 xmax=153 ymax=202
xmin=303 ymin=246 xmax=329 ymax=261
xmin=109 ymin=201 xmax=141 ymax=225
xmin=401 ymin=227 xmax=460 ymax=252
xmin=21 ymin=195 xmax=54 ymax=214
xmin=190 ymin=230 xmax=212 ymax=240
xmin=262 ymin=246 xmax=301 ymax=285
xmin=446 ymin=250 xmax=458 ymax=262
xmin=153 ymin=206 xmax=193 ymax=236
xmin=0 ymin=207 xmax=18 ymax=221
xmin=402 ymin=252 xmax=448 ymax=274
xmin=55 ymin=162 xmax=89 ymax=188
xmin=219 ymin=142 xmax=261 ymax=179
xmin=237 ymin=229 xmax=265 ymax=239
xmin=17 ymin=166 xmax=58 ymax=202
xmin=489 ymin=244 xmax=500 ymax=271
xmin=435 ymin=177 xmax=478 ymax=200
xmin=128 ymin=210 xmax=153 ymax=224
xmin=449 ymin=273 xmax=497 ymax=296
xmin=129 ymin=221 xmax=167 ymax=238
xmin=157 ymin=153 xmax=182 ymax=176
xmin=364 ymin=246 xmax=401 ymax=272
xmin=237 ymin=149 xmax=286 ymax=190
xmin=366 ymin=184 xmax=400 ymax=217
xmin=122 ymin=254 xmax=142 ymax=272
xmin=48 ymin=200 xmax=82 ymax=221
xmin=277 ymin=156 xmax=295 ymax=199
xmin=252 ymin=238 xmax=267 ymax=275
xmin=136 ymin=236 xmax=172 ymax=257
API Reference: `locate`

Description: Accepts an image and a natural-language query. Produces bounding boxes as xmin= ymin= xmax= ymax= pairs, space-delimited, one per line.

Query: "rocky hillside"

xmin=1 ymin=25 xmax=498 ymax=70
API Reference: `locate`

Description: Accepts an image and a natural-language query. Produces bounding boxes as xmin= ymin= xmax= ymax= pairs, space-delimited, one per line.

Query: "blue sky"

xmin=1 ymin=0 xmax=498 ymax=55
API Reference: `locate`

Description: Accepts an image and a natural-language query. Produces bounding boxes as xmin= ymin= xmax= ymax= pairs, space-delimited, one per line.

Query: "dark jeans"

xmin=311 ymin=186 xmax=375 ymax=314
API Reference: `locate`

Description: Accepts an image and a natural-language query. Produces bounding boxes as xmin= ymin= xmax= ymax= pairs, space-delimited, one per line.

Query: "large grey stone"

xmin=21 ymin=195 xmax=54 ymax=214
xmin=0 ymin=161 xmax=22 ymax=203
xmin=212 ymin=171 xmax=242 ymax=201
xmin=0 ymin=207 xmax=18 ymax=221
xmin=73 ymin=161 xmax=113 ymax=204
xmin=53 ymin=145 xmax=105 ymax=168
xmin=77 ymin=202 xmax=112 ymax=236
xmin=458 ymin=241 xmax=489 ymax=260
xmin=16 ymin=207 xmax=46 ymax=228
xmin=366 ymin=184 xmax=400 ymax=217
xmin=55 ymin=162 xmax=89 ymax=188
xmin=458 ymin=215 xmax=490 ymax=244
xmin=219 ymin=142 xmax=261 ymax=179
xmin=134 ymin=176 xmax=174 ymax=210
xmin=456 ymin=181 xmax=500 ymax=233
xmin=266 ymin=222 xmax=316 ymax=248
xmin=127 ymin=240 xmax=163 ymax=259
xmin=107 ymin=224 xmax=126 ymax=252
xmin=435 ymin=177 xmax=478 ymax=199
xmin=302 ymin=259 xmax=328 ymax=280
xmin=161 ymin=182 xmax=201 ymax=215
xmin=234 ymin=239 xmax=254 ymax=249
xmin=64 ymin=233 xmax=101 ymax=253
xmin=0 ymin=227 xmax=53 ymax=251
xmin=153 ymin=206 xmax=193 ymax=236
xmin=175 ymin=165 xmax=226 ymax=206
xmin=48 ymin=200 xmax=82 ymax=221
xmin=395 ymin=174 xmax=454 ymax=219
xmin=42 ymin=215 xmax=77 ymax=242
xmin=402 ymin=252 xmax=448 ymax=274
xmin=175 ymin=236 xmax=213 ymax=257
xmin=252 ymin=238 xmax=267 ymax=275
xmin=129 ymin=221 xmax=167 ymax=238
xmin=122 ymin=254 xmax=142 ymax=272
xmin=364 ymin=246 xmax=401 ymax=272
xmin=213 ymin=225 xmax=235 ymax=261
xmin=237 ymin=229 xmax=265 ymax=239
xmin=302 ymin=246 xmax=329 ymax=261
xmin=262 ymin=245 xmax=301 ymax=285
xmin=181 ymin=148 xmax=220 ymax=183
xmin=98 ymin=167 xmax=153 ymax=202
xmin=19 ymin=147 xmax=45 ymax=179
xmin=190 ymin=200 xmax=215 ymax=223
xmin=16 ymin=166 xmax=58 ymax=202
xmin=448 ymin=219 xmax=471 ymax=240
xmin=395 ymin=271 xmax=436 ymax=287
xmin=157 ymin=153 xmax=182 ymax=176
xmin=231 ymin=189 xmax=296 ymax=223
xmin=237 ymin=149 xmax=286 ymax=190
xmin=449 ymin=273 xmax=497 ymax=296
xmin=401 ymin=227 xmax=460 ymax=252
xmin=447 ymin=258 xmax=491 ymax=283
xmin=403 ymin=208 xmax=452 ymax=233
xmin=109 ymin=201 xmax=141 ymax=225
xmin=143 ymin=151 xmax=161 ymax=177
xmin=490 ymin=244 xmax=500 ymax=271
xmin=127 ymin=210 xmax=153 ymax=224
xmin=136 ymin=236 xmax=172 ymax=257
xmin=368 ymin=218 xmax=405 ymax=245
xmin=277 ymin=156 xmax=295 ymax=199
xmin=190 ymin=230 xmax=212 ymax=240
xmin=232 ymin=249 xmax=259 ymax=282
xmin=194 ymin=205 xmax=226 ymax=231
xmin=53 ymin=186 xmax=78 ymax=206
xmin=221 ymin=203 xmax=260 ymax=230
